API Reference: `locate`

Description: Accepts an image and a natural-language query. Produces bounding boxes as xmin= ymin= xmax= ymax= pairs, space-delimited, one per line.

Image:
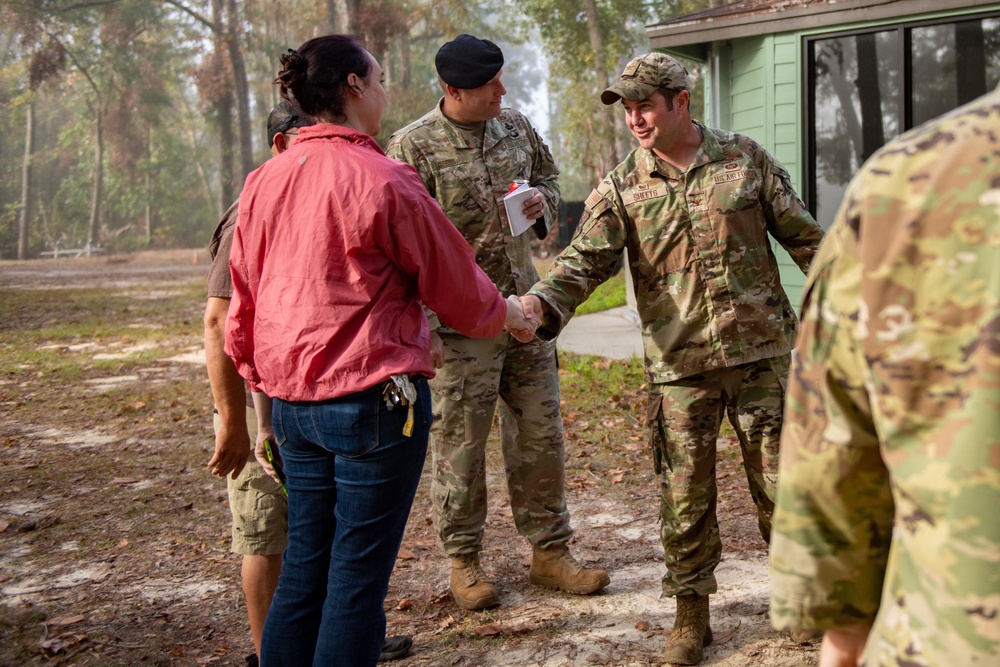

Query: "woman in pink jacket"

xmin=225 ymin=35 xmax=531 ymax=667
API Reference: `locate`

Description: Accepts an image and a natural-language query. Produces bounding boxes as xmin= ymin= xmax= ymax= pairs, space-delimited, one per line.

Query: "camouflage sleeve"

xmin=385 ymin=134 xmax=436 ymax=198
xmin=526 ymin=122 xmax=560 ymax=238
xmin=383 ymin=132 xmax=408 ymax=167
xmin=769 ymin=217 xmax=894 ymax=632
xmin=385 ymin=132 xmax=444 ymax=331
xmin=528 ymin=183 xmax=627 ymax=339
xmin=755 ymin=144 xmax=824 ymax=274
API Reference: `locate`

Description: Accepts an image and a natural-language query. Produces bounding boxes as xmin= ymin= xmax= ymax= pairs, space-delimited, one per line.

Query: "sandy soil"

xmin=0 ymin=250 xmax=819 ymax=666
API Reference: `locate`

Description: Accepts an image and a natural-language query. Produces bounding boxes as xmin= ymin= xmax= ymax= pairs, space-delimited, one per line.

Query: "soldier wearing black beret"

xmin=387 ymin=35 xmax=611 ymax=613
xmin=435 ymin=33 xmax=504 ymax=90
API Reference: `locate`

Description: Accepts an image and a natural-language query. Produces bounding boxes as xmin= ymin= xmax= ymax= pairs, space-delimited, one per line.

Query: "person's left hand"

xmin=254 ymin=426 xmax=280 ymax=484
xmin=521 ymin=188 xmax=545 ymax=221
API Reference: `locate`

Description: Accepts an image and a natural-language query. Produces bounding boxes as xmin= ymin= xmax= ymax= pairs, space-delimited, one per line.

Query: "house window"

xmin=911 ymin=19 xmax=1000 ymax=126
xmin=806 ymin=14 xmax=1000 ymax=228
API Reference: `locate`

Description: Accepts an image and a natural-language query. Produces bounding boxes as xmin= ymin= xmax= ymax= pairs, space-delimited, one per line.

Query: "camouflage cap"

xmin=601 ymin=52 xmax=689 ymax=105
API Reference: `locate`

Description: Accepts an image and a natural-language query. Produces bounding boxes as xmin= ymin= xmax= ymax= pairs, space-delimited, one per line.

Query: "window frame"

xmin=801 ymin=10 xmax=1000 ymax=223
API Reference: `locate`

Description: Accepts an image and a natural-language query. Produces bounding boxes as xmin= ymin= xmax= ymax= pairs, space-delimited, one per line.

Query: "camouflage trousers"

xmin=430 ymin=331 xmax=572 ymax=556
xmin=649 ymin=354 xmax=789 ymax=597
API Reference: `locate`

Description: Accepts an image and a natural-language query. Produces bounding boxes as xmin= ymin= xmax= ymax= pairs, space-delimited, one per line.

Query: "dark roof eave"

xmin=648 ymin=0 xmax=1000 ymax=49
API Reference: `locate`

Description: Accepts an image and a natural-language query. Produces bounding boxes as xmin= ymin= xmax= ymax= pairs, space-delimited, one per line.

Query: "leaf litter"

xmin=0 ymin=250 xmax=818 ymax=665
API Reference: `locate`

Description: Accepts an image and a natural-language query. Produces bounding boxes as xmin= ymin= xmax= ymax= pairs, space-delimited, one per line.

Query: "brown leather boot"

xmin=449 ymin=553 xmax=500 ymax=610
xmin=529 ymin=546 xmax=610 ymax=594
xmin=664 ymin=594 xmax=713 ymax=665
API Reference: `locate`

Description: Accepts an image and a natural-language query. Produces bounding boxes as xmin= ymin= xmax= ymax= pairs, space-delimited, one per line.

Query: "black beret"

xmin=435 ymin=34 xmax=504 ymax=89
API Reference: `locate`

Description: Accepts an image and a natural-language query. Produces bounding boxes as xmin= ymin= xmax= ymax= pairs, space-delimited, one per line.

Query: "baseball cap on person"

xmin=600 ymin=52 xmax=690 ymax=106
xmin=266 ymin=99 xmax=316 ymax=148
xmin=435 ymin=34 xmax=504 ymax=89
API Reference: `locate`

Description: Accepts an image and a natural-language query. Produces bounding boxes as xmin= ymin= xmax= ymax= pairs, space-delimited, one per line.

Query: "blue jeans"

xmin=260 ymin=378 xmax=431 ymax=667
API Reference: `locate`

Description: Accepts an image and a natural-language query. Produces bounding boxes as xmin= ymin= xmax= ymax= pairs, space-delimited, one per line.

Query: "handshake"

xmin=504 ymin=294 xmax=543 ymax=343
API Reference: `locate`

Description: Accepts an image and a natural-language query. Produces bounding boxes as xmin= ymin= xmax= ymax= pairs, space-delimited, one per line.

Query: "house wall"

xmin=685 ymin=2 xmax=1000 ymax=311
xmin=723 ymin=35 xmax=809 ymax=307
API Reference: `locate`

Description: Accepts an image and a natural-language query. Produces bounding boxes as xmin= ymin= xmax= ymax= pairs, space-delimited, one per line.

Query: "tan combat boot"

xmin=664 ymin=594 xmax=713 ymax=665
xmin=788 ymin=629 xmax=822 ymax=644
xmin=529 ymin=546 xmax=611 ymax=594
xmin=449 ymin=553 xmax=500 ymax=610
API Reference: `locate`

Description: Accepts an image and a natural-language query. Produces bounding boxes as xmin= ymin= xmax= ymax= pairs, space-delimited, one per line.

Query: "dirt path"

xmin=0 ymin=250 xmax=819 ymax=666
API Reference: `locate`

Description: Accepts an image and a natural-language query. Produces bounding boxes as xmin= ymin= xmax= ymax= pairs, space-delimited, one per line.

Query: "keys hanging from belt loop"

xmin=383 ymin=382 xmax=401 ymax=410
xmin=386 ymin=375 xmax=416 ymax=437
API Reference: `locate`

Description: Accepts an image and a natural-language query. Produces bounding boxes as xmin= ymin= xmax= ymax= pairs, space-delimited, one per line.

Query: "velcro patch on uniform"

xmin=585 ymin=190 xmax=604 ymax=209
xmin=714 ymin=169 xmax=752 ymax=184
xmin=626 ymin=182 xmax=667 ymax=205
xmin=590 ymin=197 xmax=612 ymax=218
xmin=686 ymin=192 xmax=708 ymax=212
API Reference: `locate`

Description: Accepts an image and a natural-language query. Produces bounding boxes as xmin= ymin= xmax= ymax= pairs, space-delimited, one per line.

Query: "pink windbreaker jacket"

xmin=225 ymin=124 xmax=506 ymax=401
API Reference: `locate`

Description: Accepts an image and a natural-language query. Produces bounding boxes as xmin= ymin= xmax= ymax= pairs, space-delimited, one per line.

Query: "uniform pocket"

xmin=430 ymin=372 xmax=465 ymax=402
xmin=647 ymin=392 xmax=666 ymax=475
xmin=430 ymin=373 xmax=465 ymax=435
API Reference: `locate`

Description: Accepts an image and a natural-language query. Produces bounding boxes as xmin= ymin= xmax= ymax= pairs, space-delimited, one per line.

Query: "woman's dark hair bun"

xmin=276 ymin=49 xmax=307 ymax=92
xmin=274 ymin=36 xmax=370 ymax=120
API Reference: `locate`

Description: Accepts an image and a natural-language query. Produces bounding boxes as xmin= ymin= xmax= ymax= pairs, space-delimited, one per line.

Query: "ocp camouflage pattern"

xmin=769 ymin=87 xmax=1000 ymax=666
xmin=529 ymin=121 xmax=823 ymax=384
xmin=602 ymin=52 xmax=690 ymax=104
xmin=428 ymin=333 xmax=571 ymax=554
xmin=650 ymin=355 xmax=788 ymax=597
xmin=387 ymin=101 xmax=572 ymax=555
xmin=387 ymin=103 xmax=559 ymax=331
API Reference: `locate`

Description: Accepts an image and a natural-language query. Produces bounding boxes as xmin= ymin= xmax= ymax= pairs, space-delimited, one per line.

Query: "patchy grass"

xmin=0 ymin=262 xmax=657 ymax=665
xmin=0 ymin=253 xmax=774 ymax=667
xmin=573 ymin=273 xmax=628 ymax=316
xmin=0 ymin=283 xmax=205 ymax=384
xmin=533 ymin=256 xmax=629 ymax=316
xmin=0 ymin=282 xmax=204 ymax=334
xmin=556 ymin=353 xmax=651 ymax=495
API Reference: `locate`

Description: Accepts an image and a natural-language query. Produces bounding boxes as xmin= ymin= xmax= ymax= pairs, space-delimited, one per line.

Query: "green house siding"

xmin=725 ymin=34 xmax=809 ymax=309
xmin=730 ymin=38 xmax=767 ymax=138
xmin=658 ymin=2 xmax=1000 ymax=315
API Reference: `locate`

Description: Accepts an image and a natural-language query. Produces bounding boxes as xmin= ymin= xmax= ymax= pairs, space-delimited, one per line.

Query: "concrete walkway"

xmin=556 ymin=306 xmax=643 ymax=360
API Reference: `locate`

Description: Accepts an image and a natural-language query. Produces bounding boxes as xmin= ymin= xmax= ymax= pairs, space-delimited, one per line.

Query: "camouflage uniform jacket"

xmin=769 ymin=89 xmax=1000 ymax=665
xmin=386 ymin=101 xmax=559 ymax=332
xmin=529 ymin=121 xmax=823 ymax=383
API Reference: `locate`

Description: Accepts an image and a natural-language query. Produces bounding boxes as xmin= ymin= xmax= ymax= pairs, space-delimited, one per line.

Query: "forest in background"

xmin=0 ymin=0 xmax=717 ymax=260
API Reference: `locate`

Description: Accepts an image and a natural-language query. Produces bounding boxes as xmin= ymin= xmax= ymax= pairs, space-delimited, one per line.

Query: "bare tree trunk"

xmin=327 ymin=0 xmax=350 ymax=32
xmin=855 ymin=34 xmax=884 ymax=163
xmin=956 ymin=20 xmax=987 ymax=104
xmin=145 ymin=123 xmax=153 ymax=245
xmin=582 ymin=0 xmax=619 ymax=179
xmin=217 ymin=94 xmax=236 ymax=214
xmin=824 ymin=43 xmax=865 ymax=171
xmin=348 ymin=0 xmax=362 ymax=35
xmin=86 ymin=111 xmax=104 ymax=253
xmin=180 ymin=96 xmax=216 ymax=215
xmin=226 ymin=0 xmax=253 ymax=181
xmin=213 ymin=0 xmax=236 ymax=213
xmin=398 ymin=32 xmax=411 ymax=91
xmin=164 ymin=0 xmax=242 ymax=211
xmin=17 ymin=99 xmax=34 ymax=260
